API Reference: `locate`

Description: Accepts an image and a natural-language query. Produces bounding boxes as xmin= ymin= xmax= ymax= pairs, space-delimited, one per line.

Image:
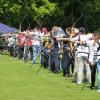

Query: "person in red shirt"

xmin=17 ymin=33 xmax=25 ymax=59
xmin=24 ymin=30 xmax=33 ymax=60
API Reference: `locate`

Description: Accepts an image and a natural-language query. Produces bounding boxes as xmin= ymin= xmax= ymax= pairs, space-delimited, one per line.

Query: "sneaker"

xmin=97 ymin=89 xmax=100 ymax=93
xmin=33 ymin=61 xmax=36 ymax=64
xmin=77 ymin=83 xmax=81 ymax=85
xmin=90 ymin=86 xmax=95 ymax=90
xmin=65 ymin=76 xmax=69 ymax=79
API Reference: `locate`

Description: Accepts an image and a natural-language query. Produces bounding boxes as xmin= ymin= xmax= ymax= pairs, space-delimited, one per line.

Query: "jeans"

xmin=50 ymin=47 xmax=60 ymax=72
xmin=33 ymin=45 xmax=41 ymax=64
xmin=18 ymin=46 xmax=24 ymax=59
xmin=61 ymin=51 xmax=69 ymax=77
xmin=68 ymin=56 xmax=74 ymax=74
xmin=8 ymin=46 xmax=13 ymax=57
xmin=13 ymin=45 xmax=17 ymax=58
xmin=41 ymin=48 xmax=49 ymax=68
xmin=97 ymin=62 xmax=100 ymax=90
xmin=90 ymin=64 xmax=96 ymax=87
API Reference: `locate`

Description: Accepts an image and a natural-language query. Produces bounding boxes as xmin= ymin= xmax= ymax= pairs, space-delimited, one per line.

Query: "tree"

xmin=0 ymin=0 xmax=100 ymax=31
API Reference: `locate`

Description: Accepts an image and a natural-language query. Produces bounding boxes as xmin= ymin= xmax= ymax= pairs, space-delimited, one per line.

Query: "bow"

xmin=72 ymin=13 xmax=83 ymax=27
xmin=68 ymin=13 xmax=84 ymax=60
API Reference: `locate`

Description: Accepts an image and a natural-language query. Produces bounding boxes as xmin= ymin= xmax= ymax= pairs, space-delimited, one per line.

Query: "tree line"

xmin=0 ymin=0 xmax=100 ymax=32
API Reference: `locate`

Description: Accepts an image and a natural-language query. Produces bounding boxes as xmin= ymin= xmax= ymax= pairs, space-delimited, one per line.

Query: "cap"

xmin=79 ymin=27 xmax=86 ymax=33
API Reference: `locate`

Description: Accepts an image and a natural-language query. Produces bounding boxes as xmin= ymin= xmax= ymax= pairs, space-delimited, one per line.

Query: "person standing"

xmin=50 ymin=26 xmax=66 ymax=73
xmin=17 ymin=33 xmax=25 ymax=60
xmin=32 ymin=27 xmax=42 ymax=64
xmin=8 ymin=35 xmax=14 ymax=57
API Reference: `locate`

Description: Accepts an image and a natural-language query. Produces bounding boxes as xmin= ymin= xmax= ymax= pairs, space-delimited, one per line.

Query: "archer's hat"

xmin=79 ymin=27 xmax=86 ymax=33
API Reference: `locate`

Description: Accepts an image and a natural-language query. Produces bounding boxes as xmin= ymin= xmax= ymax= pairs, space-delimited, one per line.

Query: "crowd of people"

xmin=0 ymin=26 xmax=100 ymax=92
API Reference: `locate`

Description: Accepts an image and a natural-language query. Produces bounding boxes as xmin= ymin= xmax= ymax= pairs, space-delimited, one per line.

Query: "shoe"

xmin=97 ymin=89 xmax=100 ymax=93
xmin=77 ymin=83 xmax=81 ymax=85
xmin=65 ymin=76 xmax=69 ymax=79
xmin=64 ymin=75 xmax=69 ymax=79
xmin=14 ymin=58 xmax=17 ymax=60
xmin=90 ymin=86 xmax=95 ymax=90
xmin=54 ymin=70 xmax=59 ymax=74
xmin=33 ymin=61 xmax=36 ymax=64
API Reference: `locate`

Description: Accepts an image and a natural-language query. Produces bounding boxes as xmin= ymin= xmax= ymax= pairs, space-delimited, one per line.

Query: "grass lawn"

xmin=0 ymin=55 xmax=100 ymax=100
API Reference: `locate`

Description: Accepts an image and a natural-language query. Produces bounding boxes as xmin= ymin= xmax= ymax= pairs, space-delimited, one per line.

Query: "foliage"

xmin=0 ymin=0 xmax=56 ymax=30
xmin=0 ymin=0 xmax=100 ymax=31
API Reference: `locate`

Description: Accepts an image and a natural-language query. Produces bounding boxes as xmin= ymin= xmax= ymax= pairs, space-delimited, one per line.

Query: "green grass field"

xmin=0 ymin=55 xmax=100 ymax=100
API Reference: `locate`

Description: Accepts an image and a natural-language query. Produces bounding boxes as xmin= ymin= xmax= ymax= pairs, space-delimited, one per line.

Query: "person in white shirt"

xmin=86 ymin=32 xmax=100 ymax=92
xmin=72 ymin=28 xmax=92 ymax=84
xmin=8 ymin=35 xmax=15 ymax=57
xmin=55 ymin=27 xmax=92 ymax=84
xmin=31 ymin=27 xmax=42 ymax=64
